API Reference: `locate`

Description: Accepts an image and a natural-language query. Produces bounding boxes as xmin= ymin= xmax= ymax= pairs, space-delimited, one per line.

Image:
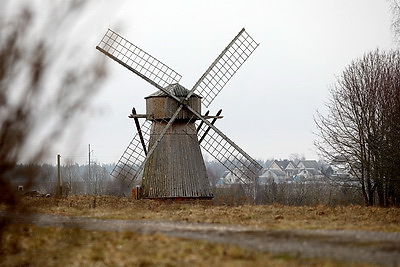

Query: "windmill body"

xmin=96 ymin=28 xmax=263 ymax=201
xmin=142 ymin=83 xmax=212 ymax=199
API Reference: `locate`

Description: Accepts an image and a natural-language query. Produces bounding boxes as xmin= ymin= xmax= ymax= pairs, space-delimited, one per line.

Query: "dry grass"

xmin=1 ymin=196 xmax=394 ymax=266
xmin=17 ymin=195 xmax=400 ymax=232
xmin=1 ymin=224 xmax=377 ymax=267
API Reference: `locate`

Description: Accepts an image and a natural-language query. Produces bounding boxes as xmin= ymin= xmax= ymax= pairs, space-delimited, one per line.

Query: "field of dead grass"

xmin=1 ymin=223 xmax=377 ymax=267
xmin=17 ymin=195 xmax=400 ymax=232
xmin=1 ymin=195 xmax=398 ymax=266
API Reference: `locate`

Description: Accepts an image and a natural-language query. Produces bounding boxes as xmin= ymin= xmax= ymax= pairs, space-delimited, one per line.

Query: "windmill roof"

xmin=145 ymin=83 xmax=200 ymax=98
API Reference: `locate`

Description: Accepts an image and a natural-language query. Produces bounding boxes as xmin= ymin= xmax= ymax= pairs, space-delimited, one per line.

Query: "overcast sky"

xmin=41 ymin=0 xmax=396 ymax=164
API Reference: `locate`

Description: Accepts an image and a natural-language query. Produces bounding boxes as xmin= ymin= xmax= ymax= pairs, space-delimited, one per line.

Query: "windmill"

xmin=96 ymin=28 xmax=263 ymax=200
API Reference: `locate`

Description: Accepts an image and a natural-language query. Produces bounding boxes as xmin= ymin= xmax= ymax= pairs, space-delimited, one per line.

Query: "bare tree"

xmin=37 ymin=164 xmax=57 ymax=194
xmin=82 ymin=162 xmax=110 ymax=195
xmin=315 ymin=49 xmax=400 ymax=206
xmin=0 ymin=0 xmax=107 ymax=212
xmin=62 ymin=158 xmax=80 ymax=195
xmin=390 ymin=0 xmax=400 ymax=44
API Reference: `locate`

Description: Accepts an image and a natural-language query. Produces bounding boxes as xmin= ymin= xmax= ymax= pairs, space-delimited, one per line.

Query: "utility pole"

xmin=88 ymin=144 xmax=91 ymax=183
xmin=88 ymin=144 xmax=96 ymax=194
xmin=89 ymin=144 xmax=93 ymax=181
xmin=57 ymin=154 xmax=62 ymax=196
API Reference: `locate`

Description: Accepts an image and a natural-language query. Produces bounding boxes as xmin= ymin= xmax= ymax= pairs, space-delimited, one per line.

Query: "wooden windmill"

xmin=96 ymin=28 xmax=263 ymax=199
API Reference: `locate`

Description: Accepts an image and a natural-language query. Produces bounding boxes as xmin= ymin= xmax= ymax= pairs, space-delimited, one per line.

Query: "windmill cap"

xmin=145 ymin=83 xmax=201 ymax=99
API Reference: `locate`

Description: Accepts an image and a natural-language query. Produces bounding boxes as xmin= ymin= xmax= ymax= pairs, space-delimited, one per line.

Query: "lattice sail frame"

xmin=196 ymin=122 xmax=262 ymax=185
xmin=186 ymin=29 xmax=262 ymax=187
xmin=96 ymin=29 xmax=182 ymax=89
xmin=111 ymin=120 xmax=151 ymax=182
xmin=192 ymin=28 xmax=259 ymax=108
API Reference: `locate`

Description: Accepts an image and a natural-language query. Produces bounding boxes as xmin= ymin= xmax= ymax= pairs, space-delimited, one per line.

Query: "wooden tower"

xmin=142 ymin=84 xmax=212 ymax=199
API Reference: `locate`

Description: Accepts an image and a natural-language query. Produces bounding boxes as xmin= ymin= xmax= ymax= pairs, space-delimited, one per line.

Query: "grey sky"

xmin=48 ymin=0 xmax=395 ymax=164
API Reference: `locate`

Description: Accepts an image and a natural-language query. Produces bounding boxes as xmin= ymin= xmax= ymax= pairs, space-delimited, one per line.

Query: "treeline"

xmin=214 ymin=182 xmax=364 ymax=206
xmin=6 ymin=162 xmax=131 ymax=196
xmin=7 ymin=159 xmax=368 ymax=207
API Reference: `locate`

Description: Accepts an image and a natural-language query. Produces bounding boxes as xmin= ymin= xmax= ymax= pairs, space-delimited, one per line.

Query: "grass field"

xmin=1 ymin=195 xmax=398 ymax=266
xmin=18 ymin=195 xmax=400 ymax=232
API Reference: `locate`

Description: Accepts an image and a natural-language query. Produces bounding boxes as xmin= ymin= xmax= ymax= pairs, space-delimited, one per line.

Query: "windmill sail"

xmin=191 ymin=28 xmax=259 ymax=108
xmin=196 ymin=121 xmax=263 ymax=184
xmin=111 ymin=120 xmax=151 ymax=183
xmin=96 ymin=29 xmax=181 ymax=89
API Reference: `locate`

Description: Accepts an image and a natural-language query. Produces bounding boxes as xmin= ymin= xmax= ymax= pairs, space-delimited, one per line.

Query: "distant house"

xmin=321 ymin=165 xmax=334 ymax=177
xmin=294 ymin=169 xmax=322 ymax=181
xmin=214 ymin=170 xmax=248 ymax=205
xmin=215 ymin=170 xmax=243 ymax=188
xmin=268 ymin=160 xmax=296 ymax=178
xmin=259 ymin=169 xmax=286 ymax=184
xmin=295 ymin=160 xmax=324 ymax=181
xmin=297 ymin=160 xmax=319 ymax=170
xmin=329 ymin=158 xmax=351 ymax=183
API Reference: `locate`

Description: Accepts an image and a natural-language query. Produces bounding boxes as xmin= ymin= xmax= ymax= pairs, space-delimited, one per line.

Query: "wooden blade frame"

xmin=192 ymin=28 xmax=259 ymax=108
xmin=96 ymin=29 xmax=182 ymax=89
xmin=196 ymin=119 xmax=263 ymax=185
xmin=111 ymin=119 xmax=151 ymax=183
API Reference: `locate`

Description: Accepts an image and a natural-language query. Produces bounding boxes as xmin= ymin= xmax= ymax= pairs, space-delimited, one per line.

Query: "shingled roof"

xmin=297 ymin=160 xmax=319 ymax=169
xmin=145 ymin=83 xmax=201 ymax=98
xmin=269 ymin=160 xmax=293 ymax=171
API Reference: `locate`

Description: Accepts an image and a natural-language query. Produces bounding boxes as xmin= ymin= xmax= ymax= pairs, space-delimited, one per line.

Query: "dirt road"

xmin=5 ymin=212 xmax=400 ymax=266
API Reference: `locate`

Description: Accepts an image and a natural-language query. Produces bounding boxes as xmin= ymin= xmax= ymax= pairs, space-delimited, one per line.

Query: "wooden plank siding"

xmin=141 ymin=121 xmax=213 ymax=199
xmin=145 ymin=96 xmax=201 ymax=121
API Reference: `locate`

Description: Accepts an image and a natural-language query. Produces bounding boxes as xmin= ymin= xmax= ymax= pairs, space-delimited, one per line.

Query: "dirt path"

xmin=4 ymin=212 xmax=400 ymax=266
